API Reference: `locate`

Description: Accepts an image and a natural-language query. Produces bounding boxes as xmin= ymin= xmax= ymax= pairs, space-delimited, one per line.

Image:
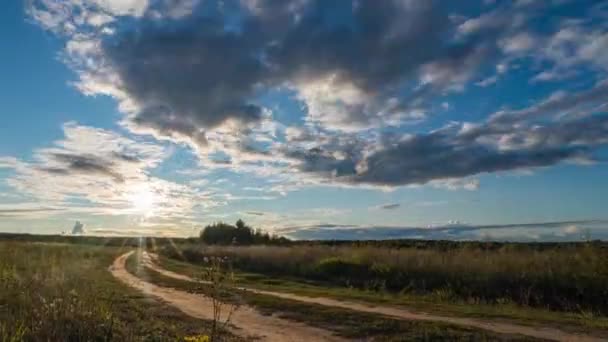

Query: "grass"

xmin=0 ymin=241 xmax=240 ymax=341
xmin=163 ymin=243 xmax=608 ymax=312
xmin=127 ymin=251 xmax=542 ymax=341
xmin=4 ymin=235 xmax=607 ymax=340
xmin=157 ymin=244 xmax=608 ymax=336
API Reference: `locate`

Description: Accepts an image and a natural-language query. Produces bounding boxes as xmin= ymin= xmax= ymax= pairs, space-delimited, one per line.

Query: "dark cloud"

xmin=104 ymin=20 xmax=267 ymax=138
xmin=112 ymin=152 xmax=140 ymax=163
xmin=287 ymin=110 xmax=608 ymax=186
xmin=47 ymin=153 xmax=125 ymax=182
xmin=245 ymin=211 xmax=265 ymax=216
xmin=269 ymin=0 xmax=451 ymax=90
xmin=285 ymin=147 xmax=357 ymax=177
xmin=0 ymin=207 xmax=64 ymax=217
xmin=275 ymin=80 xmax=608 ymax=188
xmin=377 ymin=203 xmax=400 ymax=210
xmin=37 ymin=167 xmax=70 ymax=175
xmin=354 ymin=132 xmax=588 ymax=186
xmin=34 ymin=149 xmax=153 ymax=184
xmin=99 ymin=0 xmax=492 ymax=142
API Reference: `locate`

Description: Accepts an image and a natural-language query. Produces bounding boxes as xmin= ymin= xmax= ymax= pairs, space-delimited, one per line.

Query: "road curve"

xmin=110 ymin=251 xmax=347 ymax=342
xmin=141 ymin=252 xmax=606 ymax=342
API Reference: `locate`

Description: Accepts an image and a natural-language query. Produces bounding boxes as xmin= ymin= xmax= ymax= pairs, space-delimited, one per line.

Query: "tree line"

xmin=199 ymin=219 xmax=290 ymax=245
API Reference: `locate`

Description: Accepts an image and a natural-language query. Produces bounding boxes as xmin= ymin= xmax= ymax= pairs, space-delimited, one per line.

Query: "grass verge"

xmin=127 ymin=252 xmax=541 ymax=341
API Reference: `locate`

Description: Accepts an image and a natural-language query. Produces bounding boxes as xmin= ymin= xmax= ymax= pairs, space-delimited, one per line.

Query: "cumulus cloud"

xmin=24 ymin=0 xmax=608 ymax=193
xmin=284 ymin=83 xmax=608 ymax=187
xmin=521 ymin=14 xmax=608 ymax=83
xmin=29 ymin=0 xmax=494 ymax=144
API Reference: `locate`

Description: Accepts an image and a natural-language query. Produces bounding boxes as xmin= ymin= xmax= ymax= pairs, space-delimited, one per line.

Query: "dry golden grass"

xmin=169 ymin=243 xmax=608 ymax=314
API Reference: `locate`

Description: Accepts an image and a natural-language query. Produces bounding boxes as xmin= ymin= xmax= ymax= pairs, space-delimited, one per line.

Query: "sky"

xmin=1 ymin=0 xmax=608 ymax=241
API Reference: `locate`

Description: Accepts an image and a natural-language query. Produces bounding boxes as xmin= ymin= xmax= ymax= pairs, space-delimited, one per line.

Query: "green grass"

xmin=156 ymin=249 xmax=608 ymax=336
xmin=0 ymin=241 xmax=240 ymax=341
xmin=127 ymin=252 xmax=541 ymax=341
xmin=6 ymin=235 xmax=607 ymax=340
xmin=164 ymin=243 xmax=608 ymax=315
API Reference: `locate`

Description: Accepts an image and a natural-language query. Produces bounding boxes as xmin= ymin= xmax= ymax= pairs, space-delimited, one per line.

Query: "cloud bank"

xmin=25 ymin=0 xmax=608 ymax=191
xmin=1 ymin=0 xmax=605 ymax=236
xmin=282 ymin=220 xmax=607 ymax=242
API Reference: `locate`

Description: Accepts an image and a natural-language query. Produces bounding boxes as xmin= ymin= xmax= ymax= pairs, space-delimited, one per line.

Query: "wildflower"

xmin=184 ymin=335 xmax=210 ymax=342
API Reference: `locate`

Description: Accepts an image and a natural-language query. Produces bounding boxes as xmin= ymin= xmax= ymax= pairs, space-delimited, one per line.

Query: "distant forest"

xmin=199 ymin=219 xmax=290 ymax=245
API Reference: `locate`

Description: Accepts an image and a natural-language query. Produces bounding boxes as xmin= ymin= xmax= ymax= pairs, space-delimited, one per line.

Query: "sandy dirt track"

xmin=139 ymin=252 xmax=606 ymax=342
xmin=110 ymin=251 xmax=346 ymax=342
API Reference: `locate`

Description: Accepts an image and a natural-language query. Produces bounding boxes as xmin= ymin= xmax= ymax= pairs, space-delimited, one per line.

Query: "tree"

xmin=199 ymin=219 xmax=289 ymax=245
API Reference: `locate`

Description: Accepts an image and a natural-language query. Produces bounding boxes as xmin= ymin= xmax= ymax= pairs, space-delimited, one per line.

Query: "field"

xmin=0 ymin=238 xmax=239 ymax=341
xmin=2 ymin=233 xmax=608 ymax=341
xmin=164 ymin=242 xmax=608 ymax=315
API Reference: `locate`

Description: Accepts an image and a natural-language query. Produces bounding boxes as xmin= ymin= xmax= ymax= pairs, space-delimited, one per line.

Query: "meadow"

xmin=3 ymin=232 xmax=608 ymax=341
xmin=0 ymin=238 xmax=238 ymax=341
xmin=162 ymin=242 xmax=608 ymax=317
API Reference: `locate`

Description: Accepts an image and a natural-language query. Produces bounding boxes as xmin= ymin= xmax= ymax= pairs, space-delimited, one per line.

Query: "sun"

xmin=127 ymin=184 xmax=158 ymax=218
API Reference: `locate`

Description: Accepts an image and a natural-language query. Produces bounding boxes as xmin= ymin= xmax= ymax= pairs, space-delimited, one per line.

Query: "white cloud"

xmin=579 ymin=31 xmax=608 ymax=70
xmin=295 ymin=74 xmax=391 ymax=132
xmin=500 ymin=32 xmax=537 ymax=53
xmin=476 ymin=75 xmax=498 ymax=87
xmin=0 ymin=157 xmax=22 ymax=169
xmin=530 ymin=24 xmax=608 ymax=82
xmin=86 ymin=12 xmax=114 ymax=26
xmin=93 ymin=0 xmax=149 ymax=17
xmin=491 ymin=80 xmax=608 ymax=123
xmin=0 ymin=123 xmax=217 ymax=226
xmin=430 ymin=178 xmax=480 ymax=191
xmin=458 ymin=11 xmax=503 ymax=36
xmin=562 ymin=225 xmax=580 ymax=234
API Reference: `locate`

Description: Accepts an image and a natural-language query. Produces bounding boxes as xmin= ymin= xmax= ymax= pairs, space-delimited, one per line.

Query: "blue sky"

xmin=1 ymin=0 xmax=608 ymax=241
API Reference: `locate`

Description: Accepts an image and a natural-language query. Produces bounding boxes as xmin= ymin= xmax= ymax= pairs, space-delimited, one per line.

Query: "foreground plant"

xmin=201 ymin=256 xmax=241 ymax=342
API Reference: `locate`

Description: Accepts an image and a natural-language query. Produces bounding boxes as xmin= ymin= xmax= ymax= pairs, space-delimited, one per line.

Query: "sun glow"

xmin=127 ymin=184 xmax=158 ymax=218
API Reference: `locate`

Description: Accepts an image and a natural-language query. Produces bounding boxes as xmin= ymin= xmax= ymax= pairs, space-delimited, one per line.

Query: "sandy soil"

xmin=110 ymin=251 xmax=347 ymax=342
xmin=140 ymin=252 xmax=606 ymax=342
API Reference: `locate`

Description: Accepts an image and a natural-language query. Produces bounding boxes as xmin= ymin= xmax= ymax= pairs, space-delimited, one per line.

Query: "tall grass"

xmin=0 ymin=242 xmax=122 ymax=341
xmin=166 ymin=243 xmax=608 ymax=315
xmin=0 ymin=241 xmax=232 ymax=341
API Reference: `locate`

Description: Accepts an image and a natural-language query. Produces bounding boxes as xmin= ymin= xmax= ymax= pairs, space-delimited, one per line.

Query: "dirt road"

xmin=139 ymin=252 xmax=606 ymax=342
xmin=110 ymin=251 xmax=346 ymax=342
